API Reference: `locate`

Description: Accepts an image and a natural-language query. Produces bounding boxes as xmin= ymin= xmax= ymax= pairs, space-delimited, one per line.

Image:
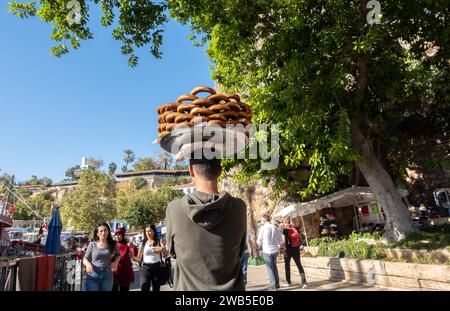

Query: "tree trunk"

xmin=352 ymin=123 xmax=416 ymax=242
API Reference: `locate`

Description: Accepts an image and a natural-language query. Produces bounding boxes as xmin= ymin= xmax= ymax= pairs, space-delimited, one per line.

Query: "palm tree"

xmin=123 ymin=149 xmax=135 ymax=172
xmin=159 ymin=151 xmax=173 ymax=170
xmin=108 ymin=162 xmax=117 ymax=176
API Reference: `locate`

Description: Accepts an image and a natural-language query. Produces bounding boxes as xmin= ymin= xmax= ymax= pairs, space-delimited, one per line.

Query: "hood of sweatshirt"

xmin=183 ymin=190 xmax=232 ymax=230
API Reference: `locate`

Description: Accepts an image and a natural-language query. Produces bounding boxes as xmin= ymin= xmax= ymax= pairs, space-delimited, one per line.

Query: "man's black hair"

xmin=189 ymin=158 xmax=222 ymax=180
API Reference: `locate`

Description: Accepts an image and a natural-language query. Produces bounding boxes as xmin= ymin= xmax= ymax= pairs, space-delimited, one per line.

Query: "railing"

xmin=0 ymin=252 xmax=84 ymax=291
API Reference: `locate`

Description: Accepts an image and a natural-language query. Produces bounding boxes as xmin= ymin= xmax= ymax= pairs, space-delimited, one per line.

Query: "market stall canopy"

xmin=273 ymin=204 xmax=297 ymax=218
xmin=4 ymin=227 xmax=27 ymax=232
xmin=273 ymin=186 xmax=409 ymax=218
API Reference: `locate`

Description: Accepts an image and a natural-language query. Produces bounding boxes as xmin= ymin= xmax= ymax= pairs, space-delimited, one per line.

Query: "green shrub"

xmin=131 ymin=177 xmax=148 ymax=190
xmin=388 ymin=224 xmax=450 ymax=250
xmin=309 ymin=232 xmax=386 ymax=260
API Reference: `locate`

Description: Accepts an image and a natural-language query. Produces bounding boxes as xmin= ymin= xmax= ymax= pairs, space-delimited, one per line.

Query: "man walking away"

xmin=166 ymin=158 xmax=247 ymax=291
xmin=257 ymin=214 xmax=284 ymax=291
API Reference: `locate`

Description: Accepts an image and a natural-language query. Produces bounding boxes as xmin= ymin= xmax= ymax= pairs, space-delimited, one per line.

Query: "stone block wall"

xmin=300 ymin=256 xmax=450 ymax=290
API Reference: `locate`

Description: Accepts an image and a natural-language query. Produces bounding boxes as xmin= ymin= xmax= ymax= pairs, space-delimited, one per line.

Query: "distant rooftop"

xmin=114 ymin=170 xmax=190 ymax=179
xmin=172 ymin=182 xmax=195 ymax=189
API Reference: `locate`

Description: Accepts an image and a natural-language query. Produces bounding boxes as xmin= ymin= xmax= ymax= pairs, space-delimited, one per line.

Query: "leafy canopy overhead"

xmin=9 ymin=0 xmax=450 ymax=198
xmin=170 ymin=0 xmax=450 ymax=197
xmin=8 ymin=0 xmax=168 ymax=67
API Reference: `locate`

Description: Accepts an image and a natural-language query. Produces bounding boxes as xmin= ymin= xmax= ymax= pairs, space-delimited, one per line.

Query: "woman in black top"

xmin=282 ymin=217 xmax=307 ymax=288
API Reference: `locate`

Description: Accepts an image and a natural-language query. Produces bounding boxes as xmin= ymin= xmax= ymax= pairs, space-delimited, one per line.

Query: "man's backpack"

xmin=288 ymin=228 xmax=301 ymax=248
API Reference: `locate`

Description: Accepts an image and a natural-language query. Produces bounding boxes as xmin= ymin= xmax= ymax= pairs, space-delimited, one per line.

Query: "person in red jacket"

xmin=112 ymin=227 xmax=135 ymax=291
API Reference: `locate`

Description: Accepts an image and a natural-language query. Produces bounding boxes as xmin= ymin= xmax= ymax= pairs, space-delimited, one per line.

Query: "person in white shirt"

xmin=256 ymin=214 xmax=284 ymax=290
xmin=133 ymin=224 xmax=168 ymax=291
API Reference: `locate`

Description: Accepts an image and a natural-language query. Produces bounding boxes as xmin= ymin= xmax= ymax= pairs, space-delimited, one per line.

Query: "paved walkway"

xmin=130 ymin=260 xmax=394 ymax=291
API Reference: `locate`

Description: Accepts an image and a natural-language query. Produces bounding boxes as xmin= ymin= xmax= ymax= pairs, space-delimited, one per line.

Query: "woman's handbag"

xmin=158 ymin=252 xmax=173 ymax=287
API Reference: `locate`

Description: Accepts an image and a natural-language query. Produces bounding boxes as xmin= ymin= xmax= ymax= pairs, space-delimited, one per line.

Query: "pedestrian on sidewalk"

xmin=111 ymin=227 xmax=135 ymax=291
xmin=166 ymin=157 xmax=247 ymax=291
xmin=257 ymin=214 xmax=284 ymax=291
xmin=83 ymin=223 xmax=120 ymax=291
xmin=133 ymin=224 xmax=168 ymax=291
xmin=282 ymin=217 xmax=307 ymax=288
xmin=242 ymin=231 xmax=256 ymax=286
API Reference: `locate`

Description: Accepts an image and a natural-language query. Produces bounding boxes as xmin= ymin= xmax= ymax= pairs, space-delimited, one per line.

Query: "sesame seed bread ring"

xmin=158 ymin=131 xmax=170 ymax=141
xmin=157 ymin=103 xmax=173 ymax=114
xmin=226 ymin=93 xmax=241 ymax=102
xmin=174 ymin=121 xmax=194 ymax=129
xmin=208 ymin=114 xmax=227 ymax=122
xmin=192 ymin=98 xmax=214 ymax=107
xmin=238 ymin=111 xmax=250 ymax=118
xmin=158 ymin=103 xmax=176 ymax=114
xmin=222 ymin=110 xmax=240 ymax=119
xmin=165 ymin=123 xmax=175 ymax=131
xmin=175 ymin=114 xmax=193 ymax=123
xmin=163 ymin=103 xmax=180 ymax=113
xmin=176 ymin=94 xmax=197 ymax=103
xmin=227 ymin=103 xmax=241 ymax=111
xmin=207 ymin=94 xmax=229 ymax=103
xmin=191 ymin=116 xmax=209 ymax=124
xmin=177 ymin=103 xmax=194 ymax=113
xmin=165 ymin=112 xmax=183 ymax=123
xmin=190 ymin=107 xmax=214 ymax=116
xmin=157 ymin=111 xmax=172 ymax=123
xmin=209 ymin=104 xmax=230 ymax=112
xmin=226 ymin=120 xmax=239 ymax=125
xmin=208 ymin=120 xmax=226 ymax=127
xmin=157 ymin=124 xmax=165 ymax=133
xmin=190 ymin=86 xmax=216 ymax=96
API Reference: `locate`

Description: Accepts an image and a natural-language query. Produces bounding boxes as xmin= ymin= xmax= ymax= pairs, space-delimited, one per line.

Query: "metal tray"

xmin=158 ymin=125 xmax=249 ymax=161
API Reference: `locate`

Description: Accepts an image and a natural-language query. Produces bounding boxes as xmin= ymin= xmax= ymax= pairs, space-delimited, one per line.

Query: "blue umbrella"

xmin=45 ymin=207 xmax=63 ymax=254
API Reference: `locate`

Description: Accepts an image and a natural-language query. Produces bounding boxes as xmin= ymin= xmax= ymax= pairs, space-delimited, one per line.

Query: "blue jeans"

xmin=241 ymin=252 xmax=249 ymax=284
xmin=85 ymin=266 xmax=113 ymax=291
xmin=263 ymin=252 xmax=280 ymax=289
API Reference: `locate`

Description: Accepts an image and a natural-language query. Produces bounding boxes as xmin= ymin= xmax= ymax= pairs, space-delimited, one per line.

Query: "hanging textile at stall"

xmin=361 ymin=205 xmax=370 ymax=216
xmin=369 ymin=203 xmax=379 ymax=214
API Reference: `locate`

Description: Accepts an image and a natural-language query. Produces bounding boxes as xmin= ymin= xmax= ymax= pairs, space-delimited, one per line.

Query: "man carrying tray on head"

xmin=165 ymin=157 xmax=247 ymax=291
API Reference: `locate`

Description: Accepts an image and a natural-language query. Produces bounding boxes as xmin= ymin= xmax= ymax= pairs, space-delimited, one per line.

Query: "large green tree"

xmin=9 ymin=0 xmax=450 ymax=242
xmin=65 ymin=165 xmax=81 ymax=181
xmin=170 ymin=0 xmax=450 ymax=242
xmin=61 ymin=169 xmax=116 ymax=231
xmin=116 ymin=187 xmax=182 ymax=230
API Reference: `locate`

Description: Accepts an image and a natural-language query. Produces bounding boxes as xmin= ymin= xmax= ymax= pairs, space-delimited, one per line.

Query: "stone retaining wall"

xmin=385 ymin=248 xmax=450 ymax=263
xmin=300 ymin=256 xmax=450 ymax=290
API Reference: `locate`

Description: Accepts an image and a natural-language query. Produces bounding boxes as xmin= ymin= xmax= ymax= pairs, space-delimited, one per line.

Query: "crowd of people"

xmin=81 ymin=222 xmax=170 ymax=291
xmin=80 ymin=157 xmax=308 ymax=292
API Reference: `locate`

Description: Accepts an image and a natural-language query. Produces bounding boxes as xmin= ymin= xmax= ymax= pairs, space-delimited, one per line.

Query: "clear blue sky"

xmin=0 ymin=4 xmax=214 ymax=183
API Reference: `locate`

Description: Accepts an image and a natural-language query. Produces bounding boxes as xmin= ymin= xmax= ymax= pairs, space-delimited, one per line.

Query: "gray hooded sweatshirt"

xmin=166 ymin=190 xmax=246 ymax=291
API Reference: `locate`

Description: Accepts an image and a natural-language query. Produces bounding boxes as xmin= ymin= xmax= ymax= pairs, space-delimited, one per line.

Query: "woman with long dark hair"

xmin=133 ymin=224 xmax=168 ymax=291
xmin=83 ymin=223 xmax=120 ymax=291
